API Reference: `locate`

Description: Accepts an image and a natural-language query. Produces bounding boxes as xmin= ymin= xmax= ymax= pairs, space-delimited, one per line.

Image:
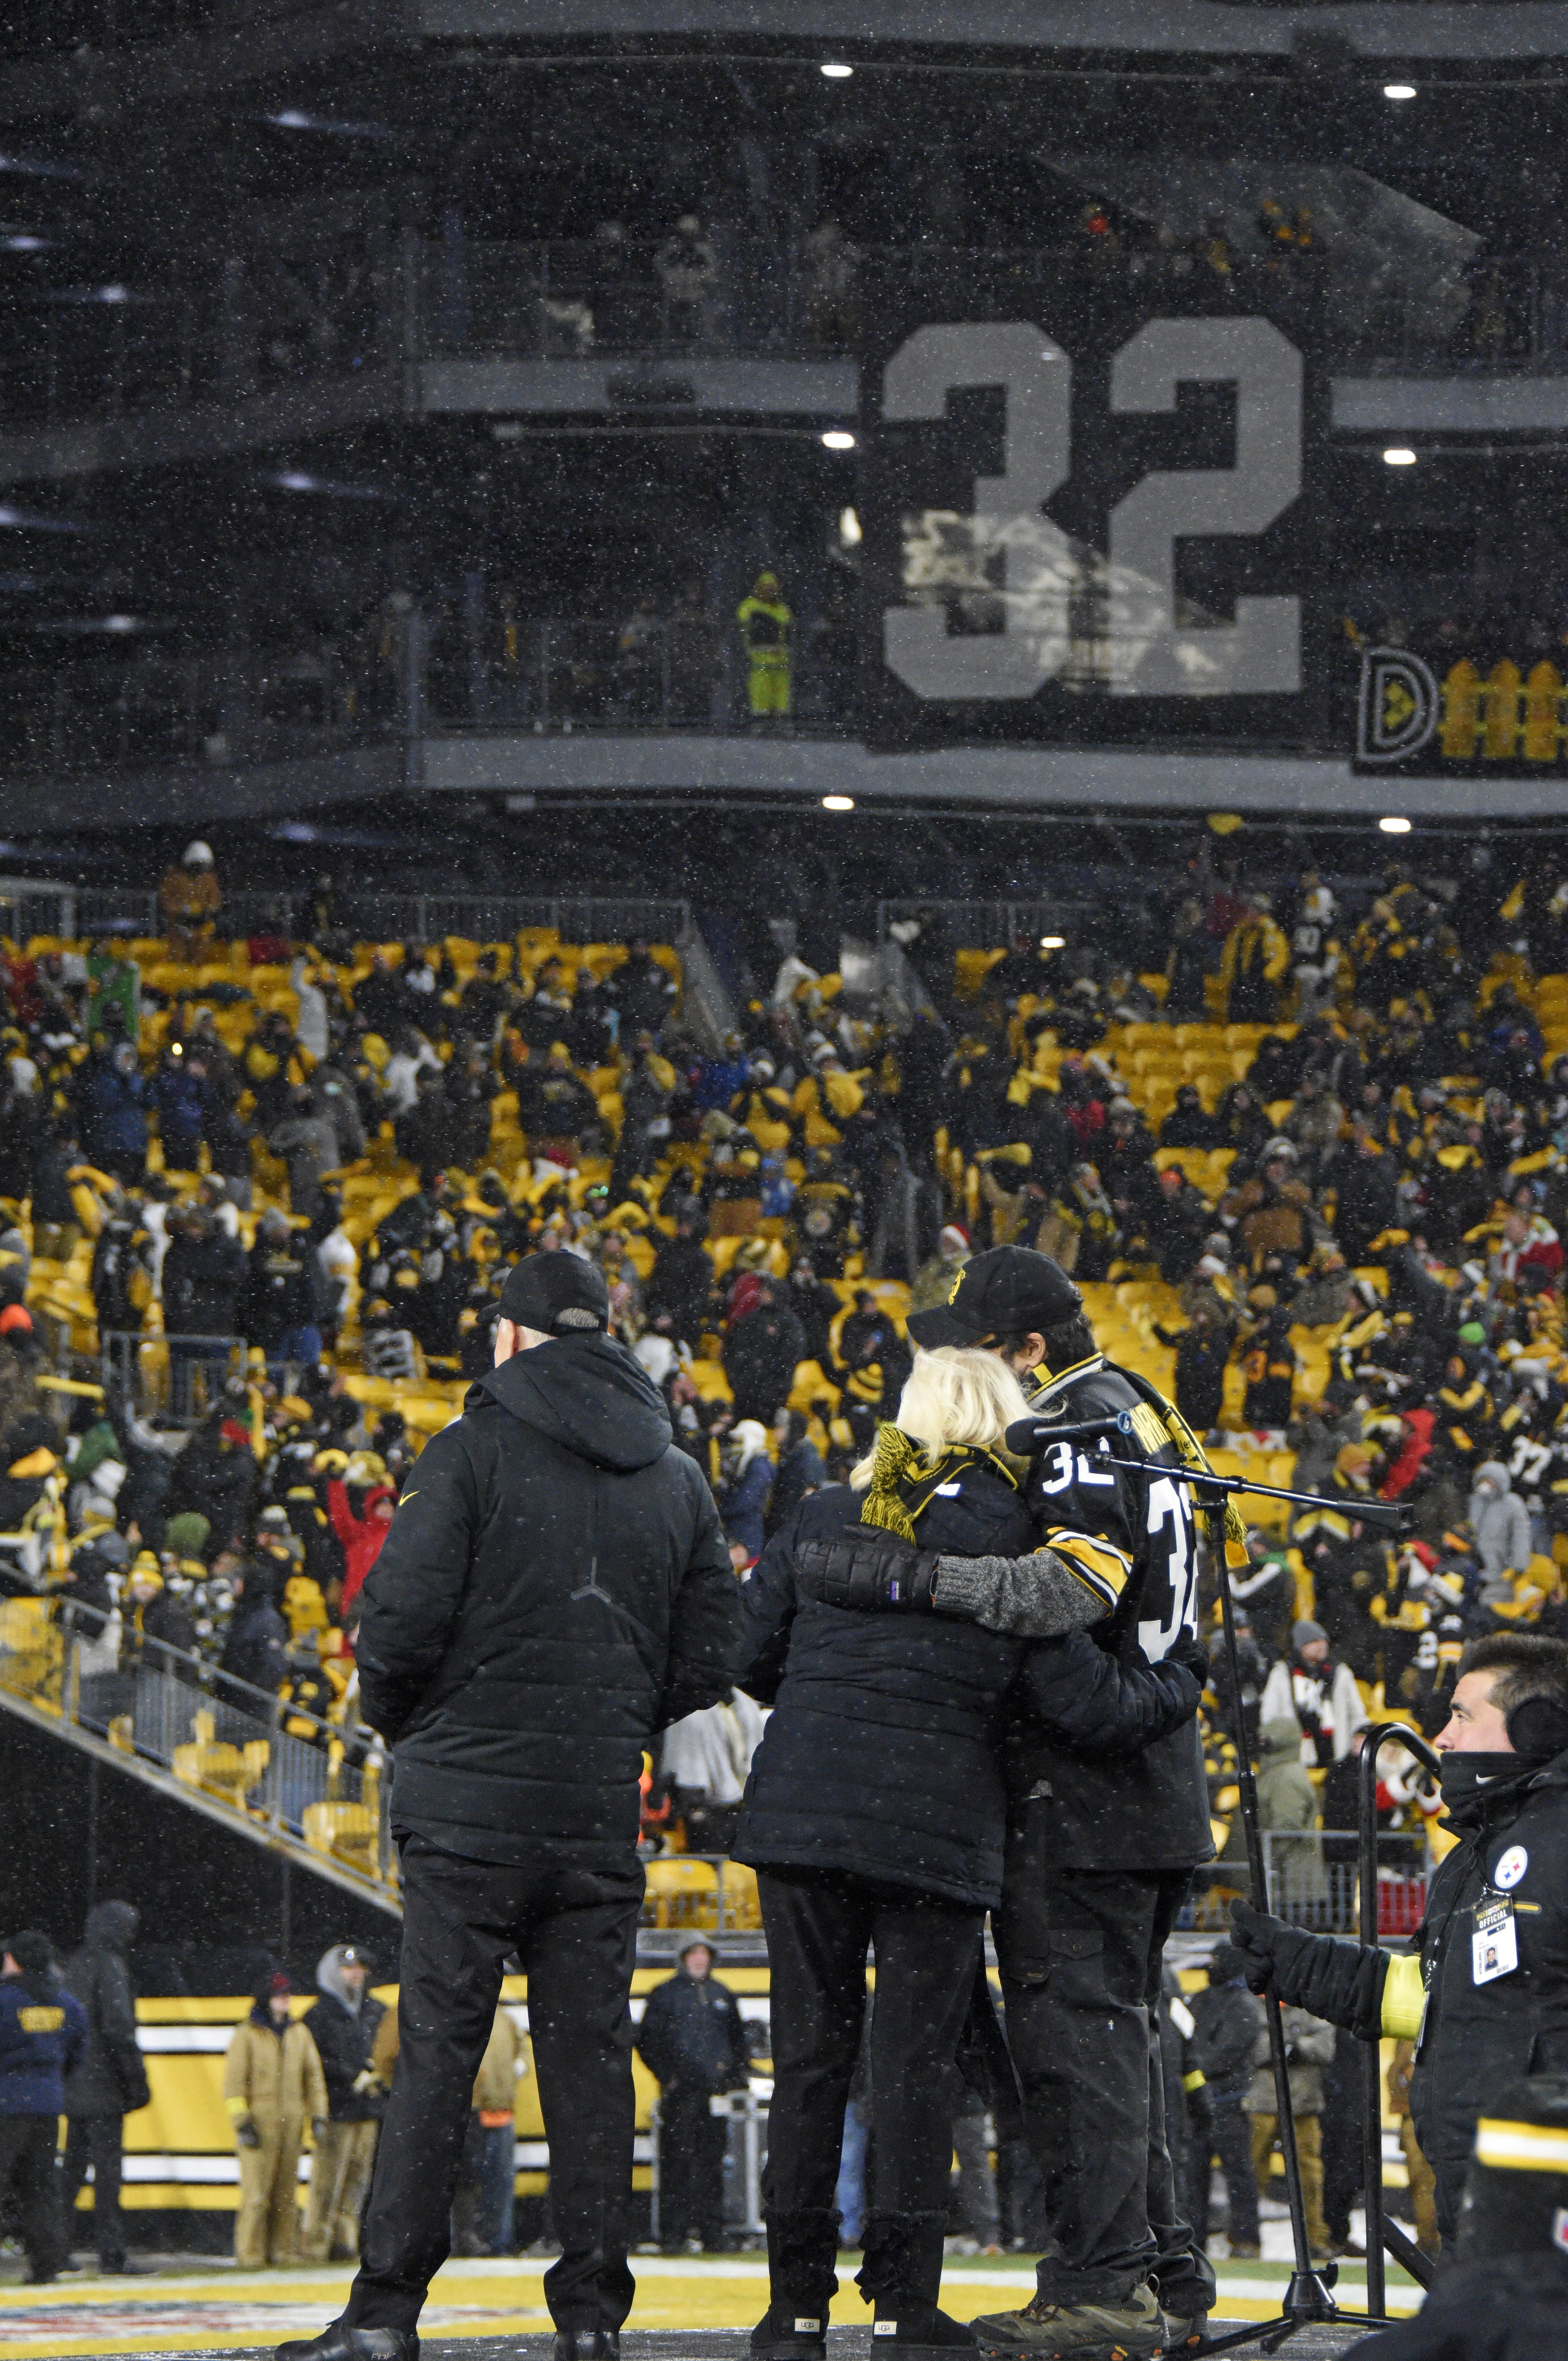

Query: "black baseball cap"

xmin=906 ymin=1245 xmax=1082 ymax=1350
xmin=498 ymin=1253 xmax=611 ymax=1336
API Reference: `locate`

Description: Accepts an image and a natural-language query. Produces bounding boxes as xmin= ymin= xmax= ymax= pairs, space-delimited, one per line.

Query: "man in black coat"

xmin=278 ymin=1251 xmax=739 ymax=2361
xmin=636 ymin=1938 xmax=753 ymax=2253
xmin=648 ymin=1215 xmax=713 ymax=1349
xmin=60 ymin=1901 xmax=154 ymax=2277
xmin=1229 ymin=1633 xmax=1568 ymax=2253
xmin=722 ymin=1283 xmax=806 ymax=1425
xmin=303 ymin=1946 xmax=387 ymax=2265
xmin=219 ymin=1563 xmax=289 ymax=1708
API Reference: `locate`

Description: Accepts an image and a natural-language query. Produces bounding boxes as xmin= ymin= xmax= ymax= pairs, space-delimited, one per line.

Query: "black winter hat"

xmin=906 ymin=1244 xmax=1081 ymax=1351
xmin=1207 ymin=1942 xmax=1249 ymax=1986
xmin=498 ymin=1253 xmax=610 ymax=1337
xmin=4 ymin=1930 xmax=53 ymax=1973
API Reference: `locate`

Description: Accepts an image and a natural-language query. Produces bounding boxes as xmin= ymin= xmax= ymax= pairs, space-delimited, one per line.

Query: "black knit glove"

xmin=1169 ymin=1629 xmax=1211 ymax=1684
xmin=794 ymin=1532 xmax=942 ymax=1614
xmin=1229 ymin=1898 xmax=1388 ymax=2038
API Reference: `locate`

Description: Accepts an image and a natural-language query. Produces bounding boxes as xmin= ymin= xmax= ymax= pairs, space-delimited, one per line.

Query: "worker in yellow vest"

xmin=736 ymin=572 xmax=792 ymax=720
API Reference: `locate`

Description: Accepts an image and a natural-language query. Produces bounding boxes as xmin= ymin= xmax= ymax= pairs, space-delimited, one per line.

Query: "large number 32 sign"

xmin=882 ymin=317 xmax=1302 ymax=700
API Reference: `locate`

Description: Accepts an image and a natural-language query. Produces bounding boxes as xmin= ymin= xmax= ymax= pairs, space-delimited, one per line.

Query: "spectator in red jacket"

xmin=327 ymin=1461 xmax=396 ymax=1614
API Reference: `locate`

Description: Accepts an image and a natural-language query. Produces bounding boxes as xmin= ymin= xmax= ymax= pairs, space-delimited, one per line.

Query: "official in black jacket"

xmin=279 ymin=1252 xmax=740 ymax=2361
xmin=733 ymin=1344 xmax=1202 ymax=2361
xmin=60 ymin=1901 xmax=152 ymax=2276
xmin=874 ymin=1249 xmax=1220 ymax=2357
xmin=1230 ymin=1632 xmax=1568 ymax=2249
xmin=635 ymin=1938 xmax=754 ymax=2252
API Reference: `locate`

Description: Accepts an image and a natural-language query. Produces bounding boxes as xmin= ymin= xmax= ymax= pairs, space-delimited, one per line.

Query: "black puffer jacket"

xmin=61 ymin=1901 xmax=149 ymax=2118
xmin=733 ymin=1468 xmax=1201 ymax=1909
xmin=357 ymin=1330 xmax=740 ymax=1868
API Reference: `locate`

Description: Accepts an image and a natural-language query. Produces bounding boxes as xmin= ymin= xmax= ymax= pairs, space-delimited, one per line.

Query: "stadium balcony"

xmin=1 ymin=236 xmax=1565 ymax=483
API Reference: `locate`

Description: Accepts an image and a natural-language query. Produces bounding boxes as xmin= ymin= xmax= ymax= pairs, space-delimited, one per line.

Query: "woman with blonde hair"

xmin=733 ymin=1347 xmax=1203 ymax=2361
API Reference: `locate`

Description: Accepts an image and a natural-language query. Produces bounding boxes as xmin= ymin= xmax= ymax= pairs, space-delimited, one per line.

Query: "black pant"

xmin=758 ymin=1865 xmax=983 ymax=2305
xmin=344 ymin=1836 xmax=643 ymax=2336
xmin=1189 ymin=2096 xmax=1259 ymax=2251
xmin=657 ymin=2082 xmax=728 ymax=2249
xmin=62 ymin=2113 xmax=127 ymax=2266
xmin=0 ymin=2114 xmax=65 ymax=2280
xmin=997 ymin=1861 xmax=1197 ymax=2307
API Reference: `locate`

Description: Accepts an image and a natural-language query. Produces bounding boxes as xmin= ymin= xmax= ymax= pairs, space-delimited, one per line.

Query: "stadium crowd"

xmin=0 ymin=837 xmax=1563 ymax=1859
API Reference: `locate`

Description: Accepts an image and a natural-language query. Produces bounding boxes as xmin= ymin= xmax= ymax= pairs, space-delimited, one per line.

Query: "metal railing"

xmin=38 ymin=892 xmax=691 ymax=950
xmin=0 ymin=1601 xmax=394 ymax=1894
xmin=101 ymin=1332 xmax=247 ymax=1426
xmin=1190 ymin=1827 xmax=1429 ymax=1936
xmin=875 ymin=897 xmax=1109 ymax=950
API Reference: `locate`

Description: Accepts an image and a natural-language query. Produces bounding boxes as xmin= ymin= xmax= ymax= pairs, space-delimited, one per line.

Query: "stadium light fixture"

xmin=1379 ymin=816 xmax=1412 ymax=835
xmin=820 ymin=61 xmax=853 ymax=79
xmin=1039 ymin=934 xmax=1066 ymax=949
xmin=1383 ymin=447 xmax=1417 ymax=467
xmin=1382 ymin=82 xmax=1417 ymax=101
xmin=822 ymin=429 xmax=856 ymax=450
xmin=822 ymin=794 xmax=855 ymax=811
xmin=838 ymin=506 xmax=862 ymax=544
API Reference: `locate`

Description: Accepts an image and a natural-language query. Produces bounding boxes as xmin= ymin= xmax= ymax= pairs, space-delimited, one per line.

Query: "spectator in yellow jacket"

xmin=223 ymin=1972 xmax=328 ymax=2268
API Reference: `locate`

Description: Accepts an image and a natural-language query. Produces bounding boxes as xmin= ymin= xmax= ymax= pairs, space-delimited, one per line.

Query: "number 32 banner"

xmin=857 ymin=257 xmax=1330 ymax=750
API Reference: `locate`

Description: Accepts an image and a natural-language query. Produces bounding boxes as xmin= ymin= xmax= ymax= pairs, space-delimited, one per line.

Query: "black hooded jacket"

xmin=61 ymin=1901 xmax=149 ymax=2118
xmin=357 ymin=1330 xmax=739 ymax=1868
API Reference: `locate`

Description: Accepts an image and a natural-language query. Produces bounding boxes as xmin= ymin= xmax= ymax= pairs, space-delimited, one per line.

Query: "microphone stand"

xmin=1019 ymin=1415 xmax=1413 ymax=2353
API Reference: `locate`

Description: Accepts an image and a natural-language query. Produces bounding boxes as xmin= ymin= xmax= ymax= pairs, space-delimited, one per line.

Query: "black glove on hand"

xmin=1229 ymin=1897 xmax=1388 ymax=2037
xmin=794 ymin=1532 xmax=942 ymax=1614
xmin=1169 ymin=1629 xmax=1211 ymax=1684
xmin=235 ymin=2117 xmax=261 ymax=2150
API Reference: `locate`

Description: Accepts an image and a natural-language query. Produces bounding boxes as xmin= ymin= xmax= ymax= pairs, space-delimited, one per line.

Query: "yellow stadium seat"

xmin=643 ymin=1858 xmax=719 ymax=1928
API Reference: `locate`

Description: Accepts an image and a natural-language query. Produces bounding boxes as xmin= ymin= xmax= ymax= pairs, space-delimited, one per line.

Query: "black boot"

xmin=274 ymin=2330 xmax=418 ymax=2361
xmin=752 ymin=2208 xmax=839 ymax=2361
xmin=859 ymin=2212 xmax=977 ymax=2360
xmin=552 ymin=2334 xmax=620 ymax=2361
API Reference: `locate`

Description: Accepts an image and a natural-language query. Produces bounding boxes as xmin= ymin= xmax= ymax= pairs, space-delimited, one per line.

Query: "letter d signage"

xmin=1357 ymin=647 xmax=1438 ymax=767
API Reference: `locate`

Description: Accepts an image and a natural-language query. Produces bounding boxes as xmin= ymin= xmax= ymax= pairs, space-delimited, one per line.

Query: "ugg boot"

xmin=858 ymin=2212 xmax=977 ymax=2359
xmin=751 ymin=2208 xmax=839 ymax=2361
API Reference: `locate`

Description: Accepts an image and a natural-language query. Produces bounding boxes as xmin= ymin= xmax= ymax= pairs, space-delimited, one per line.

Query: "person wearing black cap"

xmin=814 ymin=1245 xmax=1219 ymax=2357
xmin=277 ymin=1247 xmax=740 ymax=2361
xmin=1230 ymin=1632 xmax=1568 ymax=2255
xmin=0 ymin=1930 xmax=86 ymax=2285
xmin=302 ymin=1945 xmax=387 ymax=2265
xmin=635 ymin=1936 xmax=754 ymax=2254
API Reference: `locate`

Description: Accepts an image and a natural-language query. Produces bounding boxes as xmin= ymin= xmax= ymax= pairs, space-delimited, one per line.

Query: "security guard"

xmin=822 ymin=1248 xmax=1219 ymax=2358
xmin=277 ymin=1252 xmax=740 ymax=2361
xmin=0 ymin=1930 xmax=87 ymax=2285
xmin=1230 ymin=1631 xmax=1568 ymax=2251
xmin=736 ymin=572 xmax=792 ymax=721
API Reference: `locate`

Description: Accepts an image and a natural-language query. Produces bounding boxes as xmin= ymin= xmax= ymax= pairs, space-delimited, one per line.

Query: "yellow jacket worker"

xmin=224 ymin=1971 xmax=329 ymax=2268
xmin=736 ymin=572 xmax=792 ymax=717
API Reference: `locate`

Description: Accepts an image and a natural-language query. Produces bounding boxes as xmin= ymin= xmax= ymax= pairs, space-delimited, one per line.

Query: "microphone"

xmin=1004 ymin=1413 xmax=1133 ymax=1455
